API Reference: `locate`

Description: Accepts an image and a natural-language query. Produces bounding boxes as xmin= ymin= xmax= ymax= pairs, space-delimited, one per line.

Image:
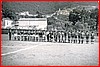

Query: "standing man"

xmin=49 ymin=31 xmax=53 ymax=42
xmin=78 ymin=30 xmax=81 ymax=44
xmin=58 ymin=31 xmax=61 ymax=43
xmin=81 ymin=31 xmax=85 ymax=44
xmin=54 ymin=31 xmax=57 ymax=42
xmin=8 ymin=29 xmax=12 ymax=40
xmin=61 ymin=31 xmax=64 ymax=43
xmin=64 ymin=31 xmax=67 ymax=43
xmin=60 ymin=31 xmax=62 ymax=43
xmin=74 ymin=30 xmax=77 ymax=43
xmin=47 ymin=31 xmax=50 ymax=42
xmin=57 ymin=31 xmax=60 ymax=42
xmin=68 ymin=31 xmax=71 ymax=43
xmin=91 ymin=31 xmax=95 ymax=44
xmin=71 ymin=31 xmax=74 ymax=43
xmin=85 ymin=31 xmax=89 ymax=44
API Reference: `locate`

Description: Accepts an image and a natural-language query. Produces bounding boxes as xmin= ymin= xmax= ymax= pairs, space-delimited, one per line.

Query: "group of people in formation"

xmin=46 ymin=30 xmax=95 ymax=44
xmin=9 ymin=29 xmax=95 ymax=44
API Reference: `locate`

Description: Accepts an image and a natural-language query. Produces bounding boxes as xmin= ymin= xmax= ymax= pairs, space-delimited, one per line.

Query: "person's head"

xmin=81 ymin=30 xmax=83 ymax=32
xmin=91 ymin=31 xmax=94 ymax=33
xmin=86 ymin=31 xmax=88 ymax=32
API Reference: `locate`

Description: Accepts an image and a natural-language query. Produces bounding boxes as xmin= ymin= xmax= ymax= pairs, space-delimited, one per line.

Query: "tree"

xmin=69 ymin=11 xmax=81 ymax=25
xmin=2 ymin=7 xmax=19 ymax=21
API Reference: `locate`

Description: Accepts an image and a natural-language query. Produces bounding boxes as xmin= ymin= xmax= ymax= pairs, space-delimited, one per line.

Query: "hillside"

xmin=2 ymin=2 xmax=98 ymax=14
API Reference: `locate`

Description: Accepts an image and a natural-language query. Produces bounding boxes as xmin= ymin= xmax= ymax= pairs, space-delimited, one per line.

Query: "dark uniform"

xmin=71 ymin=31 xmax=74 ymax=43
xmin=85 ymin=31 xmax=89 ymax=44
xmin=47 ymin=31 xmax=50 ymax=42
xmin=8 ymin=29 xmax=11 ymax=40
xmin=74 ymin=31 xmax=77 ymax=43
xmin=58 ymin=31 xmax=61 ymax=42
xmin=68 ymin=31 xmax=71 ymax=43
xmin=54 ymin=31 xmax=57 ymax=42
xmin=57 ymin=31 xmax=60 ymax=42
xmin=64 ymin=31 xmax=67 ymax=43
xmin=78 ymin=31 xmax=81 ymax=44
xmin=20 ymin=30 xmax=24 ymax=41
xmin=39 ymin=31 xmax=43 ymax=42
xmin=91 ymin=32 xmax=95 ymax=44
xmin=49 ymin=31 xmax=53 ymax=42
xmin=81 ymin=31 xmax=84 ymax=44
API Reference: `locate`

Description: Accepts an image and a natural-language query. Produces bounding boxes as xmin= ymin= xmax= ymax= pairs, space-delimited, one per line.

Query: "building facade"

xmin=13 ymin=18 xmax=47 ymax=30
xmin=2 ymin=18 xmax=13 ymax=29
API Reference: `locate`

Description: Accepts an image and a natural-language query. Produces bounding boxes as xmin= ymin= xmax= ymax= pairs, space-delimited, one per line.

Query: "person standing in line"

xmin=73 ymin=30 xmax=75 ymax=43
xmin=54 ymin=31 xmax=57 ymax=42
xmin=60 ymin=31 xmax=62 ymax=43
xmin=20 ymin=30 xmax=24 ymax=41
xmin=78 ymin=30 xmax=81 ymax=44
xmin=23 ymin=30 xmax=26 ymax=41
xmin=38 ymin=30 xmax=41 ymax=42
xmin=8 ymin=29 xmax=12 ymax=40
xmin=47 ymin=31 xmax=50 ymax=42
xmin=27 ymin=30 xmax=30 ymax=41
xmin=91 ymin=31 xmax=95 ymax=44
xmin=81 ymin=31 xmax=85 ymax=44
xmin=74 ymin=30 xmax=77 ymax=43
xmin=58 ymin=31 xmax=60 ymax=42
xmin=71 ymin=31 xmax=74 ymax=43
xmin=49 ymin=31 xmax=52 ymax=42
xmin=52 ymin=31 xmax=55 ymax=42
xmin=17 ymin=30 xmax=20 ymax=41
xmin=45 ymin=30 xmax=48 ymax=42
xmin=61 ymin=31 xmax=64 ymax=43
xmin=42 ymin=30 xmax=45 ymax=42
xmin=68 ymin=31 xmax=71 ymax=43
xmin=85 ymin=31 xmax=89 ymax=44
xmin=73 ymin=31 xmax=77 ymax=43
xmin=30 ymin=30 xmax=33 ymax=41
xmin=14 ymin=30 xmax=18 ymax=40
xmin=64 ymin=31 xmax=67 ymax=43
xmin=32 ymin=30 xmax=36 ymax=42
xmin=57 ymin=31 xmax=60 ymax=42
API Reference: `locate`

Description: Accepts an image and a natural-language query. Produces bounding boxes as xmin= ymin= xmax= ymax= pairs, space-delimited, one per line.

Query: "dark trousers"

xmin=8 ymin=33 xmax=11 ymax=40
xmin=68 ymin=37 xmax=70 ymax=43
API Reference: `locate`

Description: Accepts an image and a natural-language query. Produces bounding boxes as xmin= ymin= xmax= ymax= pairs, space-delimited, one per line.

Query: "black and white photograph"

xmin=1 ymin=2 xmax=99 ymax=66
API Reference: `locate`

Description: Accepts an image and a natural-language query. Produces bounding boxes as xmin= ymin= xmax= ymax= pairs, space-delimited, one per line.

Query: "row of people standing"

xmin=8 ymin=29 xmax=95 ymax=44
xmin=67 ymin=30 xmax=95 ymax=44
xmin=47 ymin=30 xmax=95 ymax=44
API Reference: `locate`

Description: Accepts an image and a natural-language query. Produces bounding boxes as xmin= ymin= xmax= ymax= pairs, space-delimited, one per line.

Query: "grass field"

xmin=1 ymin=34 xmax=99 ymax=66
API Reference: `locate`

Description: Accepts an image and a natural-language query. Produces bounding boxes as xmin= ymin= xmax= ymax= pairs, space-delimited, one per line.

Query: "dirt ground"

xmin=1 ymin=34 xmax=99 ymax=66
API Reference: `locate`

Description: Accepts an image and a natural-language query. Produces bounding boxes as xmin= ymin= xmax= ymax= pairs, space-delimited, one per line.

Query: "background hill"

xmin=2 ymin=2 xmax=98 ymax=32
xmin=2 ymin=2 xmax=98 ymax=14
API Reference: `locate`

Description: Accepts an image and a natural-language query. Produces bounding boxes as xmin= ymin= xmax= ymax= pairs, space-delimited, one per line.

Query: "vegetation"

xmin=2 ymin=2 xmax=98 ymax=32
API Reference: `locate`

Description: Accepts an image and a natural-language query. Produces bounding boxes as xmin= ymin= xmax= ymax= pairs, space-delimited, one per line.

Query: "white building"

xmin=2 ymin=18 xmax=13 ymax=29
xmin=14 ymin=18 xmax=47 ymax=30
xmin=56 ymin=8 xmax=71 ymax=16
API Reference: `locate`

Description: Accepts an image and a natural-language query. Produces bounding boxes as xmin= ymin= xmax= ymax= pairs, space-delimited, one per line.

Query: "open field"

xmin=1 ymin=34 xmax=99 ymax=66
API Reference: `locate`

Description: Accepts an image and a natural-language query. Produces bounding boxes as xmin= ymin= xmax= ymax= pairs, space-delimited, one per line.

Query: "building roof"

xmin=18 ymin=18 xmax=47 ymax=21
xmin=2 ymin=18 xmax=11 ymax=20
